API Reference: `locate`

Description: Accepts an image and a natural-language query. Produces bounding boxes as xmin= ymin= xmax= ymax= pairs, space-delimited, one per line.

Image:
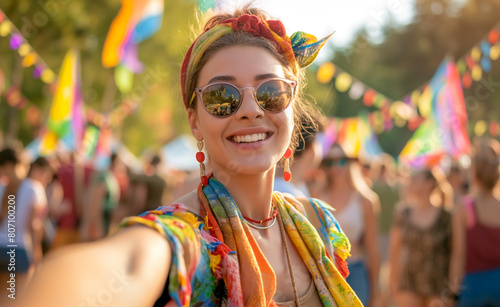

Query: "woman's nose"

xmin=235 ymin=88 xmax=265 ymax=120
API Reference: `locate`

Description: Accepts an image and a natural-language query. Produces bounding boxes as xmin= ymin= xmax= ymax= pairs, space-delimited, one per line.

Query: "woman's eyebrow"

xmin=255 ymin=73 xmax=279 ymax=81
xmin=208 ymin=75 xmax=236 ymax=83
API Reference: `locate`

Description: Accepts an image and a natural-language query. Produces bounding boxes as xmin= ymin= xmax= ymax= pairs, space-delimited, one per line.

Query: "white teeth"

xmin=232 ymin=133 xmax=267 ymax=143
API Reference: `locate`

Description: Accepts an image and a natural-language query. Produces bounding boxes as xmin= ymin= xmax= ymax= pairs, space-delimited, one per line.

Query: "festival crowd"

xmin=1 ymin=122 xmax=499 ymax=306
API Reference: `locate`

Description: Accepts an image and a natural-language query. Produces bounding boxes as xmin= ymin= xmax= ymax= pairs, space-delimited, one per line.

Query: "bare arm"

xmin=448 ymin=204 xmax=466 ymax=299
xmin=30 ymin=202 xmax=45 ymax=264
xmin=388 ymin=208 xmax=403 ymax=300
xmin=46 ymin=180 xmax=64 ymax=220
xmin=8 ymin=226 xmax=171 ymax=307
xmin=362 ymin=197 xmax=381 ymax=306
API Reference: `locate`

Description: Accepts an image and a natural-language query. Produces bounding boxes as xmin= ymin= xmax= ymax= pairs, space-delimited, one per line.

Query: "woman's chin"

xmin=213 ymin=160 xmax=276 ymax=177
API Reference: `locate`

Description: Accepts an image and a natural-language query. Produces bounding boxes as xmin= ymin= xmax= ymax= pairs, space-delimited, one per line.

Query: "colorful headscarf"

xmin=180 ymin=14 xmax=332 ymax=108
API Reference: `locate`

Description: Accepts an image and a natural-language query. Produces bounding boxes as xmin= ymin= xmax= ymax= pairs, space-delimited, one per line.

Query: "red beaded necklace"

xmin=241 ymin=208 xmax=278 ymax=224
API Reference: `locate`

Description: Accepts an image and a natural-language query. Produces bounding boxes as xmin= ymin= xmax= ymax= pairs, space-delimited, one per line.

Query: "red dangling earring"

xmin=283 ymin=147 xmax=292 ymax=182
xmin=197 ymin=140 xmax=209 ymax=186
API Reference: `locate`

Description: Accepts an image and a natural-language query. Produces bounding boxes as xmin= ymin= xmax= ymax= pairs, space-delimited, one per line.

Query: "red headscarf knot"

xmin=221 ymin=15 xmax=290 ymax=49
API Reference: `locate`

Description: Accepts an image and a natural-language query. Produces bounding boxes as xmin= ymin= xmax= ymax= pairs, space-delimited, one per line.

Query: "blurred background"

xmin=1 ymin=1 xmax=500 ymax=306
xmin=0 ymin=0 xmax=498 ymax=157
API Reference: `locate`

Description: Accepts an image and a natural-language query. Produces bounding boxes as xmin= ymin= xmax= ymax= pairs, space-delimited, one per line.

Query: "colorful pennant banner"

xmin=321 ymin=114 xmax=385 ymax=161
xmin=0 ymin=9 xmax=56 ymax=84
xmin=0 ymin=9 xmax=142 ymax=131
xmin=317 ymin=22 xmax=500 ymax=133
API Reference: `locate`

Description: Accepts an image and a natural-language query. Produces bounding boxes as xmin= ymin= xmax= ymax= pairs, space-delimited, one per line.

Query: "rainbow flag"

xmin=102 ymin=0 xmax=164 ymax=73
xmin=81 ymin=125 xmax=100 ymax=159
xmin=321 ymin=116 xmax=384 ymax=160
xmin=399 ymin=118 xmax=446 ymax=168
xmin=41 ymin=49 xmax=85 ymax=155
xmin=400 ymin=59 xmax=470 ymax=168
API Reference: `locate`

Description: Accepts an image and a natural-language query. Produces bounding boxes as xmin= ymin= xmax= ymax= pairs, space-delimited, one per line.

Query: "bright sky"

xmin=223 ymin=0 xmax=416 ymax=59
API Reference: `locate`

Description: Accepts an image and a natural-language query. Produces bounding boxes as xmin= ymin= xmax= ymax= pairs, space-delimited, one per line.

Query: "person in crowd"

xmin=110 ymin=153 xmax=131 ymax=224
xmin=0 ymin=152 xmax=53 ymax=297
xmin=456 ymin=138 xmax=500 ymax=307
xmin=131 ymin=154 xmax=167 ymax=215
xmin=8 ymin=6 xmax=363 ymax=306
xmin=446 ymin=162 xmax=469 ymax=206
xmin=50 ymin=153 xmax=93 ymax=249
xmin=274 ymin=111 xmax=324 ymax=198
xmin=389 ymin=167 xmax=462 ymax=307
xmin=317 ymin=142 xmax=381 ymax=306
xmin=369 ymin=154 xmax=401 ymax=305
xmin=371 ymin=154 xmax=401 ymax=236
xmin=81 ymin=153 xmax=121 ymax=241
xmin=43 ymin=171 xmax=63 ymax=252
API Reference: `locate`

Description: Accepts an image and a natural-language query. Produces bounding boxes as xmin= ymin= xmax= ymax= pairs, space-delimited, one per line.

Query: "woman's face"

xmin=408 ymin=172 xmax=434 ymax=197
xmin=188 ymin=46 xmax=294 ymax=177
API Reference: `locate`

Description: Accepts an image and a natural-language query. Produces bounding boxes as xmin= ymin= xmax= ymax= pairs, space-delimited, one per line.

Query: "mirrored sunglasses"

xmin=194 ymin=78 xmax=297 ymax=118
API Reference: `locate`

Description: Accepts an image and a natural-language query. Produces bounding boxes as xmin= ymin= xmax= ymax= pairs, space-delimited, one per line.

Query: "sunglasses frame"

xmin=194 ymin=77 xmax=297 ymax=118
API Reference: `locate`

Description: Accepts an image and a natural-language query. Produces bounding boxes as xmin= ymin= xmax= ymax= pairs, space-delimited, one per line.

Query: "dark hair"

xmin=186 ymin=5 xmax=320 ymax=153
xmin=294 ymin=112 xmax=324 ymax=157
xmin=110 ymin=153 xmax=119 ymax=166
xmin=0 ymin=148 xmax=19 ymax=166
xmin=473 ymin=138 xmax=500 ymax=191
xmin=150 ymin=155 xmax=161 ymax=167
xmin=28 ymin=157 xmax=51 ymax=175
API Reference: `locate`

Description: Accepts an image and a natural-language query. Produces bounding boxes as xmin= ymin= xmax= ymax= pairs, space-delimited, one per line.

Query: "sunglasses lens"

xmin=324 ymin=158 xmax=348 ymax=167
xmin=338 ymin=158 xmax=347 ymax=167
xmin=256 ymin=80 xmax=293 ymax=112
xmin=202 ymin=84 xmax=240 ymax=117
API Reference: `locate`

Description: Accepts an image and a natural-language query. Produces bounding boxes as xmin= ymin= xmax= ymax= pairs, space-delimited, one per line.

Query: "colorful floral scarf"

xmin=119 ymin=177 xmax=361 ymax=306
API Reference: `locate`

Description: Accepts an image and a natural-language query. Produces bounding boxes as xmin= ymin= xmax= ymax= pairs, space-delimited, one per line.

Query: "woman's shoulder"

xmin=171 ymin=189 xmax=201 ymax=215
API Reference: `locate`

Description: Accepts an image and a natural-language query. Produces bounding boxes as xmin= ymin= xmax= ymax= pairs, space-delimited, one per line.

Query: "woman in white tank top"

xmin=317 ymin=143 xmax=382 ymax=307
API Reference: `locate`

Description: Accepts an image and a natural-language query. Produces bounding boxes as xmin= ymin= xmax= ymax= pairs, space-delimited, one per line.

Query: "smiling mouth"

xmin=229 ymin=132 xmax=272 ymax=143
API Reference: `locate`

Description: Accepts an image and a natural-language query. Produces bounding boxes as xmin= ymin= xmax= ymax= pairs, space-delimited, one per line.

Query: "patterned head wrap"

xmin=180 ymin=14 xmax=332 ymax=108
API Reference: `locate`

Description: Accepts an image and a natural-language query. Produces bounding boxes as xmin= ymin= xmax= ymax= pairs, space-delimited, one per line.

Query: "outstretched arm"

xmin=6 ymin=226 xmax=171 ymax=307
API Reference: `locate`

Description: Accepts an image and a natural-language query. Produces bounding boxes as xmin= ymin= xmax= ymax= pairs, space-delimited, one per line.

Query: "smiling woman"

xmin=9 ymin=5 xmax=362 ymax=307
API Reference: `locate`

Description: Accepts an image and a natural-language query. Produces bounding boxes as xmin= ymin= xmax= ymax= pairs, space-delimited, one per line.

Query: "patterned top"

xmin=119 ymin=177 xmax=361 ymax=306
xmin=394 ymin=206 xmax=452 ymax=296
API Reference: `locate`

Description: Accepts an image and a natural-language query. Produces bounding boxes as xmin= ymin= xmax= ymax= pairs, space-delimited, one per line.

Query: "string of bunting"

xmin=0 ymin=9 xmax=56 ymax=84
xmin=317 ymin=22 xmax=500 ymax=136
xmin=0 ymin=9 xmax=139 ymax=129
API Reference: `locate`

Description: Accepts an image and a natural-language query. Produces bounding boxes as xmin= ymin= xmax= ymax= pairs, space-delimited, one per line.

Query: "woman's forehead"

xmin=197 ymin=46 xmax=285 ymax=86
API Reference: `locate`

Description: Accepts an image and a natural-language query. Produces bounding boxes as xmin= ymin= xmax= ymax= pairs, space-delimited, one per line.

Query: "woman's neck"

xmin=212 ymin=167 xmax=275 ymax=221
xmin=6 ymin=172 xmax=22 ymax=185
xmin=474 ymin=187 xmax=496 ymax=201
xmin=328 ymin=178 xmax=354 ymax=195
